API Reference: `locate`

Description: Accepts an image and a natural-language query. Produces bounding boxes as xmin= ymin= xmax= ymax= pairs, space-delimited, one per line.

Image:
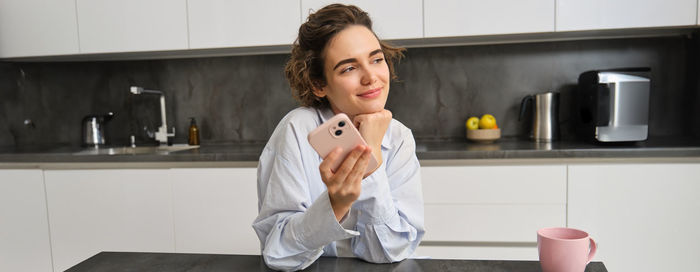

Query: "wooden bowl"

xmin=466 ymin=128 xmax=501 ymax=143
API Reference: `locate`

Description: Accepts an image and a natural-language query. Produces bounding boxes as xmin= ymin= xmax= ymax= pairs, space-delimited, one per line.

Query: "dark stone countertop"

xmin=66 ymin=252 xmax=609 ymax=272
xmin=1 ymin=136 xmax=699 ymax=164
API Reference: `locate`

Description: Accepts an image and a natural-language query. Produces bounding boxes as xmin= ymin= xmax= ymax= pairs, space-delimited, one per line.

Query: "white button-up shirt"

xmin=252 ymin=107 xmax=425 ymax=271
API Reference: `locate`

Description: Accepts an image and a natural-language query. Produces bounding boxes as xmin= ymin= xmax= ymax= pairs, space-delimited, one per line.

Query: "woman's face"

xmin=314 ymin=25 xmax=390 ymax=119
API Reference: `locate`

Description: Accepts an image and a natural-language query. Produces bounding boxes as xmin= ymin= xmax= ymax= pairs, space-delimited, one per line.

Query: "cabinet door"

xmin=0 ymin=0 xmax=79 ymax=58
xmin=424 ymin=0 xmax=554 ymax=38
xmin=188 ymin=0 xmax=301 ymax=48
xmin=44 ymin=169 xmax=175 ymax=272
xmin=302 ymin=0 xmax=423 ymax=40
xmin=0 ymin=170 xmax=53 ymax=272
xmin=76 ymin=0 xmax=188 ymax=53
xmin=556 ymin=0 xmax=697 ymax=31
xmin=171 ymin=168 xmax=260 ymax=254
xmin=417 ymin=165 xmax=567 ymax=260
xmin=568 ymin=164 xmax=700 ymax=272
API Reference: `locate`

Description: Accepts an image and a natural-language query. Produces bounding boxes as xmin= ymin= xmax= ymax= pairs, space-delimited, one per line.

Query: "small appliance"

xmin=519 ymin=91 xmax=560 ymax=142
xmin=82 ymin=112 xmax=114 ymax=147
xmin=576 ymin=68 xmax=650 ymax=142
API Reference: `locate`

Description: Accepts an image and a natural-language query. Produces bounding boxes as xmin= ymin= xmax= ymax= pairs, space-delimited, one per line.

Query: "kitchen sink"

xmin=73 ymin=144 xmax=199 ymax=155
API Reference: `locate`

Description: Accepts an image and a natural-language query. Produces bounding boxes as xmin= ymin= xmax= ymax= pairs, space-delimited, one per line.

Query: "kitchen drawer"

xmin=423 ymin=204 xmax=565 ymax=242
xmin=421 ymin=165 xmax=566 ymax=204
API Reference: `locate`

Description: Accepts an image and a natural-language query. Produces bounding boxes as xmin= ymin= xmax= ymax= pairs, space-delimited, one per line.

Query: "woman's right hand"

xmin=319 ymin=145 xmax=372 ymax=221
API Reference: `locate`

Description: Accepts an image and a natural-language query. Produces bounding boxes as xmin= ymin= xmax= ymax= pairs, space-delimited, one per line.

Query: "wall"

xmin=0 ymin=34 xmax=697 ymax=148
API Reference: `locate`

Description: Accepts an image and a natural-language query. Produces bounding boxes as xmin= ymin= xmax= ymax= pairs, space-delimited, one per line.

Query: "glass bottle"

xmin=188 ymin=117 xmax=200 ymax=146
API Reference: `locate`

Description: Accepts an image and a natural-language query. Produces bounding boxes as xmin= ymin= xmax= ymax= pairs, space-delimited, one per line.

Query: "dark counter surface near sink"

xmin=66 ymin=252 xmax=609 ymax=272
xmin=1 ymin=136 xmax=700 ymax=163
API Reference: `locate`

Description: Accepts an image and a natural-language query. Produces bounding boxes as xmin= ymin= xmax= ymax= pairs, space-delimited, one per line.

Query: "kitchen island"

xmin=66 ymin=252 xmax=609 ymax=272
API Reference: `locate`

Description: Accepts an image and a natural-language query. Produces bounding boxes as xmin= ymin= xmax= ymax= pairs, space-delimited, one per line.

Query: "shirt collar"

xmin=316 ymin=107 xmax=393 ymax=150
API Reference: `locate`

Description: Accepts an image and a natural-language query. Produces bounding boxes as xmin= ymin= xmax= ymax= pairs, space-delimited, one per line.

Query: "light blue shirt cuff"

xmin=355 ymin=169 xmax=397 ymax=225
xmin=293 ymin=190 xmax=359 ymax=250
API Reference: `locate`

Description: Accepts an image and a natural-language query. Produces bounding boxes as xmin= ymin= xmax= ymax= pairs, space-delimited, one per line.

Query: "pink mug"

xmin=537 ymin=227 xmax=597 ymax=272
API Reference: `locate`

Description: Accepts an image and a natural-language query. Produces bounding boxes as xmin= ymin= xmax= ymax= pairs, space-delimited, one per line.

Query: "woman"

xmin=252 ymin=4 xmax=424 ymax=271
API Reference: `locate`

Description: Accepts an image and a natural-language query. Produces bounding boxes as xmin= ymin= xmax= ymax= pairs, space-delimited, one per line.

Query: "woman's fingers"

xmin=348 ymin=147 xmax=371 ymax=183
xmin=320 ymin=145 xmax=367 ymax=185
xmin=319 ymin=147 xmax=342 ymax=181
xmin=352 ymin=114 xmax=366 ymax=129
xmin=333 ymin=145 xmax=367 ymax=182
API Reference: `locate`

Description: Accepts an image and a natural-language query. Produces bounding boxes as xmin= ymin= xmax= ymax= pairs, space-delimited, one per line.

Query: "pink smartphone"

xmin=308 ymin=113 xmax=379 ymax=175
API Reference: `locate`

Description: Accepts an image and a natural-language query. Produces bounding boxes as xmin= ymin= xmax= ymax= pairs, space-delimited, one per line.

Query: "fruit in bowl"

xmin=478 ymin=114 xmax=497 ymax=129
xmin=465 ymin=114 xmax=501 ymax=143
xmin=466 ymin=117 xmax=480 ymax=130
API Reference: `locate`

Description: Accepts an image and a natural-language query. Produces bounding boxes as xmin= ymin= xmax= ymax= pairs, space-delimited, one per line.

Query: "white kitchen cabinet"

xmin=76 ymin=0 xmax=188 ymax=53
xmin=416 ymin=165 xmax=567 ymax=260
xmin=568 ymin=163 xmax=700 ymax=272
xmin=0 ymin=170 xmax=53 ymax=272
xmin=556 ymin=0 xmax=697 ymax=31
xmin=0 ymin=0 xmax=79 ymax=58
xmin=302 ymin=0 xmax=423 ymax=40
xmin=44 ymin=169 xmax=175 ymax=272
xmin=171 ymin=168 xmax=260 ymax=254
xmin=424 ymin=0 xmax=555 ymax=38
xmin=188 ymin=0 xmax=300 ymax=48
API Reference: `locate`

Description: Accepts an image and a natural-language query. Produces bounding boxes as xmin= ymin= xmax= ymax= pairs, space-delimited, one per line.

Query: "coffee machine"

xmin=576 ymin=68 xmax=650 ymax=142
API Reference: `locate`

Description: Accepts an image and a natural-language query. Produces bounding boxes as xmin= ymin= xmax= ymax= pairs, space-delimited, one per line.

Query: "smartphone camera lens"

xmin=338 ymin=121 xmax=345 ymax=127
xmin=335 ymin=130 xmax=342 ymax=136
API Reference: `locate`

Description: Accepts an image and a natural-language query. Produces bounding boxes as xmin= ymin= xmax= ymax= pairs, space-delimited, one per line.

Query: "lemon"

xmin=478 ymin=114 xmax=497 ymax=129
xmin=466 ymin=117 xmax=479 ymax=130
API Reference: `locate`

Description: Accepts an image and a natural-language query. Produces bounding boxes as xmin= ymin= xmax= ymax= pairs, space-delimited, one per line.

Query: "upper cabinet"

xmin=302 ymin=0 xmax=423 ymax=40
xmin=76 ymin=0 xmax=188 ymax=53
xmin=1 ymin=0 xmax=699 ymax=59
xmin=0 ymin=0 xmax=79 ymax=58
xmin=188 ymin=0 xmax=300 ymax=48
xmin=424 ymin=0 xmax=555 ymax=38
xmin=556 ymin=0 xmax=698 ymax=31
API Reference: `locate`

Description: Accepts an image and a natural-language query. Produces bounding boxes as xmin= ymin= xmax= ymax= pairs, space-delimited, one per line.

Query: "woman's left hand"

xmin=353 ymin=109 xmax=392 ymax=173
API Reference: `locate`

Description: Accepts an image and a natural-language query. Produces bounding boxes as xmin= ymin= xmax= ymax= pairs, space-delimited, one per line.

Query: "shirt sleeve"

xmin=349 ymin=128 xmax=426 ymax=263
xmin=252 ymin=134 xmax=359 ymax=271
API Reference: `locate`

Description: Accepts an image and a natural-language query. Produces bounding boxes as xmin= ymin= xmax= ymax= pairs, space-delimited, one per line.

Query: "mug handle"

xmin=587 ymin=237 xmax=597 ymax=264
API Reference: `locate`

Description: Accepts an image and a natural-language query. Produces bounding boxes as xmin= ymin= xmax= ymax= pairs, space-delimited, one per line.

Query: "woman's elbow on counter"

xmin=262 ymin=254 xmax=309 ymax=272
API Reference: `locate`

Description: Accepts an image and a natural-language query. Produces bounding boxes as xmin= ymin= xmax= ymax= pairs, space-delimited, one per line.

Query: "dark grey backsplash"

xmin=1 ymin=34 xmax=698 ymax=148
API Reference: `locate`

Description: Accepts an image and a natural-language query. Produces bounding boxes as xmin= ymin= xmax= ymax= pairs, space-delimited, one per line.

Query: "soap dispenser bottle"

xmin=188 ymin=117 xmax=200 ymax=146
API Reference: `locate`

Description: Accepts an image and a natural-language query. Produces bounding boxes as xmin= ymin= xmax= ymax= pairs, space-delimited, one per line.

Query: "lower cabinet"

xmin=0 ymin=169 xmax=53 ymax=272
xmin=416 ymin=165 xmax=567 ymax=260
xmin=44 ymin=169 xmax=176 ymax=272
xmin=43 ymin=167 xmax=260 ymax=271
xmin=171 ymin=168 xmax=259 ymax=255
xmin=568 ymin=163 xmax=700 ymax=272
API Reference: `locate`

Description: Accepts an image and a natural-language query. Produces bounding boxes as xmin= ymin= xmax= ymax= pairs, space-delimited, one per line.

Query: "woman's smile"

xmin=358 ymin=87 xmax=382 ymax=99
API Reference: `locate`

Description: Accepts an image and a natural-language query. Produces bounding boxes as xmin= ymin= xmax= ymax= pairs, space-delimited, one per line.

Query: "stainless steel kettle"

xmin=519 ymin=92 xmax=560 ymax=142
xmin=82 ymin=112 xmax=114 ymax=147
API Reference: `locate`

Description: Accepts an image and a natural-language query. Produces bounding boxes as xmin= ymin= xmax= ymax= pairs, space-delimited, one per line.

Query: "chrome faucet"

xmin=130 ymin=86 xmax=175 ymax=145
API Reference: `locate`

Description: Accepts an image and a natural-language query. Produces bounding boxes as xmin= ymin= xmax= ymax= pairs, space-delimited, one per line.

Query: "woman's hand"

xmin=353 ymin=109 xmax=392 ymax=173
xmin=319 ymin=145 xmax=372 ymax=221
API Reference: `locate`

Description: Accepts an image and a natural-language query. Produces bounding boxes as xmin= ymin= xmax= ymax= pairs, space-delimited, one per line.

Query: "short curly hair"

xmin=284 ymin=4 xmax=405 ymax=108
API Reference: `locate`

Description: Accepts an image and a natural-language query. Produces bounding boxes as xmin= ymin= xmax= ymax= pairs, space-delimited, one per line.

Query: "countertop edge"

xmin=3 ymin=156 xmax=700 ymax=170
